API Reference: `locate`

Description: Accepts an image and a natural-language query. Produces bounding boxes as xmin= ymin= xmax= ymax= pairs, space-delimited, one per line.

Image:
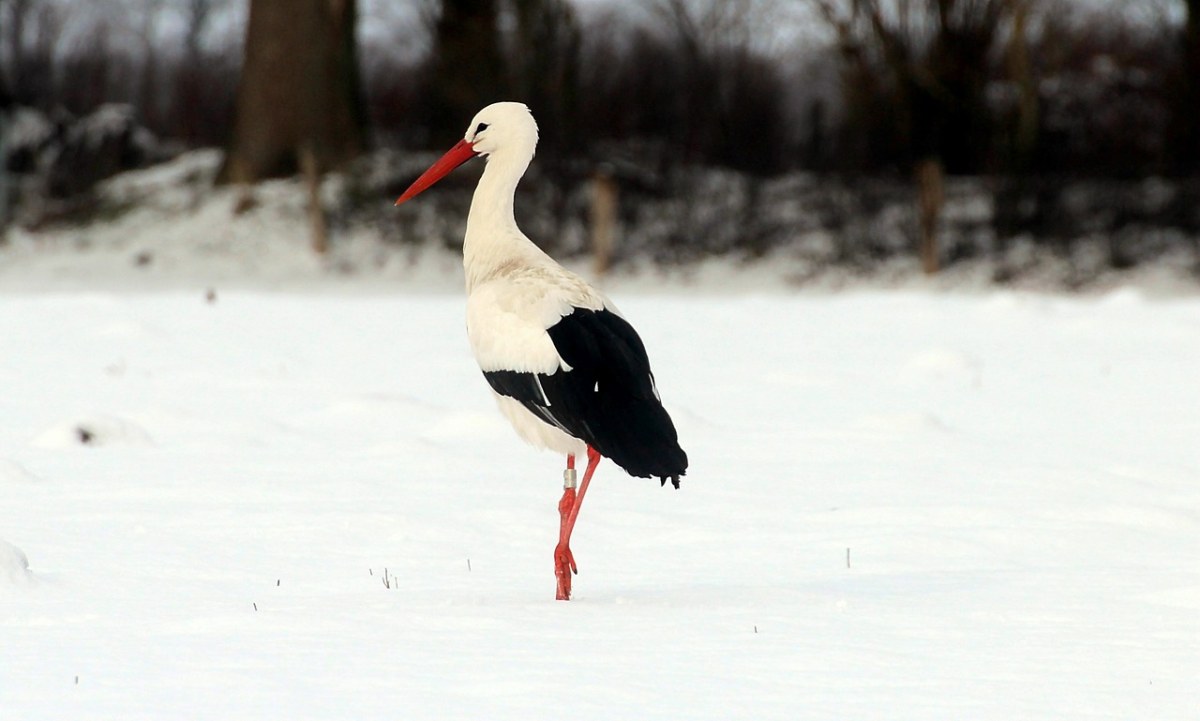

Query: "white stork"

xmin=395 ymin=102 xmax=688 ymax=600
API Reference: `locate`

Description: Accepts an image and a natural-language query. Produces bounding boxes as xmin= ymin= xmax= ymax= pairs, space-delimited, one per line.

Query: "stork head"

xmin=465 ymin=102 xmax=539 ymax=159
xmin=395 ymin=102 xmax=539 ymax=206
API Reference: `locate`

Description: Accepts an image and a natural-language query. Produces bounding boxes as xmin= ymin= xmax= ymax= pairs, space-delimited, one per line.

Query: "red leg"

xmin=555 ymin=446 xmax=601 ymax=600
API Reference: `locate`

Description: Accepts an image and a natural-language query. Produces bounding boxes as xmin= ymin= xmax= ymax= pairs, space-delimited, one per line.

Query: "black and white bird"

xmin=395 ymin=102 xmax=688 ymax=600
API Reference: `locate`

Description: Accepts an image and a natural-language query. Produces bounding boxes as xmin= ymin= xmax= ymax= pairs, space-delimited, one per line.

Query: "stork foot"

xmin=553 ymin=448 xmax=600 ymax=601
xmin=554 ymin=542 xmax=576 ymax=600
xmin=555 ymin=486 xmax=578 ymax=600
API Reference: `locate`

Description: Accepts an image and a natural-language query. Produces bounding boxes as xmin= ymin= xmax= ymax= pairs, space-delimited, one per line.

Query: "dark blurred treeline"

xmin=3 ymin=0 xmax=1197 ymax=179
xmin=3 ymin=0 xmax=1200 ymax=282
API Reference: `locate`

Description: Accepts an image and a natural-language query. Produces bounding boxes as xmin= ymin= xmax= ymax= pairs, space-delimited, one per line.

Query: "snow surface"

xmin=2 ymin=288 xmax=1198 ymax=720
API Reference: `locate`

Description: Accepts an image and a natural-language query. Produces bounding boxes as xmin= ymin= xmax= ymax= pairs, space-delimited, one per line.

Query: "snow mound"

xmin=30 ymin=415 xmax=154 ymax=449
xmin=4 ymin=107 xmax=57 ymax=170
xmin=0 ymin=458 xmax=42 ymax=484
xmin=0 ymin=540 xmax=34 ymax=585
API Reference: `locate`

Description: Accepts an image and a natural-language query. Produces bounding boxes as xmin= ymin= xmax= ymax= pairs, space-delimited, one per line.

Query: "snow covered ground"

xmin=2 ymin=286 xmax=1197 ymax=720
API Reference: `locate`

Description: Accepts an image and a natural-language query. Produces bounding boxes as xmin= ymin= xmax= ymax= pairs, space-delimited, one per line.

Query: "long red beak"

xmin=394 ymin=139 xmax=478 ymax=206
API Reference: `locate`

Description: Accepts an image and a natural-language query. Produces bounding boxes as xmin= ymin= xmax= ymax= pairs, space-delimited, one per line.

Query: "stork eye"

xmin=475 ymin=123 xmax=489 ymax=135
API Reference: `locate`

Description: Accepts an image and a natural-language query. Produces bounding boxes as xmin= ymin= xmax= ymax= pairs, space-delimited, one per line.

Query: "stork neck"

xmin=464 ymin=151 xmax=541 ymax=290
xmin=466 ymin=153 xmax=528 ymax=239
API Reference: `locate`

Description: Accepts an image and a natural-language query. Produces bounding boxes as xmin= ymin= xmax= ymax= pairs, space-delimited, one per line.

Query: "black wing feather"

xmin=483 ymin=307 xmax=688 ymax=485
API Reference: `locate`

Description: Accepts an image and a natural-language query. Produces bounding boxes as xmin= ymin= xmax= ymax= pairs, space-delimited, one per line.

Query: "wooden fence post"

xmin=917 ymin=157 xmax=944 ymax=275
xmin=300 ymin=143 xmax=329 ymax=255
xmin=591 ymin=167 xmax=617 ymax=278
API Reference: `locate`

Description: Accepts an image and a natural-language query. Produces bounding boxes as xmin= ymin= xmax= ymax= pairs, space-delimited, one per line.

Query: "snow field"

xmin=1 ymin=290 xmax=1198 ymax=720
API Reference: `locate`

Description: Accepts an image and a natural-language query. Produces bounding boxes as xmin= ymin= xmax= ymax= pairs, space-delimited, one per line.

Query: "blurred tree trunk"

xmin=509 ymin=0 xmax=581 ymax=160
xmin=5 ymin=0 xmax=61 ymax=107
xmin=425 ymin=0 xmax=505 ymax=146
xmin=1005 ymin=0 xmax=1037 ymax=171
xmin=175 ymin=0 xmax=216 ymax=145
xmin=0 ymin=77 xmax=11 ymax=237
xmin=4 ymin=0 xmax=31 ymax=100
xmin=1174 ymin=0 xmax=1200 ymax=175
xmin=218 ymin=0 xmax=365 ymax=183
xmin=994 ymin=0 xmax=1036 ymax=267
